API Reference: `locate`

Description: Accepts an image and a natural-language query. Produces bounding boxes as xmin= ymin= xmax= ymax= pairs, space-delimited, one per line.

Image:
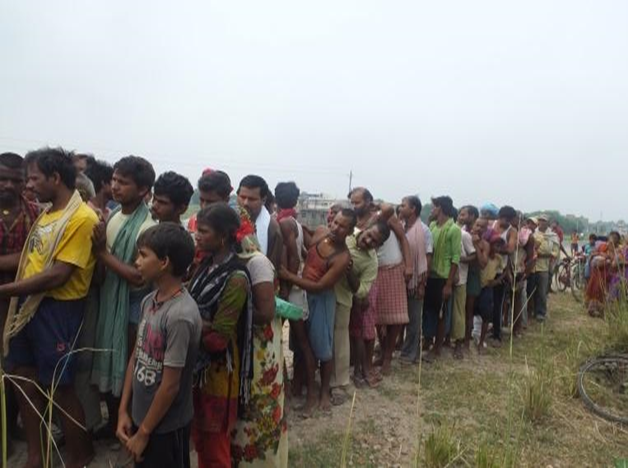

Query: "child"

xmin=117 ymin=223 xmax=201 ymax=468
xmin=473 ymin=228 xmax=505 ymax=354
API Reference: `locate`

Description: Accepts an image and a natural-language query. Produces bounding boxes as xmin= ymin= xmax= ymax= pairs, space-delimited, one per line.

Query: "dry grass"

xmin=5 ymin=293 xmax=626 ymax=467
xmin=606 ymin=296 xmax=628 ymax=353
xmin=522 ymin=341 xmax=554 ymax=423
xmin=289 ymin=293 xmax=628 ymax=467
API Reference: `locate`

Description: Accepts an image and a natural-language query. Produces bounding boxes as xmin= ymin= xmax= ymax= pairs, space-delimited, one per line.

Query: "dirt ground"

xmin=6 ymin=293 xmax=628 ymax=467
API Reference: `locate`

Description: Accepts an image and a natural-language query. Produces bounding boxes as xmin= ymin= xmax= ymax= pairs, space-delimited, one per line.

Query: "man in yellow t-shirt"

xmin=1 ymin=148 xmax=97 ymax=468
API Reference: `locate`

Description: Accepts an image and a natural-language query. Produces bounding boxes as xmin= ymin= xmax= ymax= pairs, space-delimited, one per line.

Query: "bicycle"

xmin=555 ymin=254 xmax=586 ymax=302
xmin=577 ymin=353 xmax=628 ymax=424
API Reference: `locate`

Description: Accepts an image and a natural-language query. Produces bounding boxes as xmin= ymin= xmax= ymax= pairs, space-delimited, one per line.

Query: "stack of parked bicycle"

xmin=552 ymin=253 xmax=587 ymax=302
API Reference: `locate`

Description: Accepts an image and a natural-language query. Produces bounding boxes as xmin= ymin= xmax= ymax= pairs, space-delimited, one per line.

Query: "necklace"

xmin=154 ymin=287 xmax=184 ymax=308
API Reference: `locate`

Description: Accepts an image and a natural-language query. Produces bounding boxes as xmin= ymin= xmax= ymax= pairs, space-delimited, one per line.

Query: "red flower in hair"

xmin=236 ymin=220 xmax=256 ymax=243
xmin=235 ymin=206 xmax=256 ymax=243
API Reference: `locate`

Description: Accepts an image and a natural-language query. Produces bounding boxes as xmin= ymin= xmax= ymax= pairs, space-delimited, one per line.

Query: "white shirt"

xmin=377 ymin=233 xmax=403 ymax=267
xmin=422 ymin=221 xmax=434 ymax=255
xmin=457 ymin=228 xmax=476 ymax=286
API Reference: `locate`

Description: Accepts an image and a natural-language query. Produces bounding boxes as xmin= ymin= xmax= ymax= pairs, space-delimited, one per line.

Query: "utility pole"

xmin=348 ymin=170 xmax=353 ymax=194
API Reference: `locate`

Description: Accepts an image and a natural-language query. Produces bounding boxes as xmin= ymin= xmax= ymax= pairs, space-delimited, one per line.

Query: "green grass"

xmin=289 ymin=293 xmax=628 ymax=467
xmin=423 ymin=425 xmax=461 ymax=467
xmin=288 ymin=418 xmax=381 ymax=468
xmin=522 ymin=337 xmax=554 ymax=423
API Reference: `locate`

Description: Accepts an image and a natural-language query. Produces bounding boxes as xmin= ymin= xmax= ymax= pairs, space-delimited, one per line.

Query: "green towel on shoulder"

xmin=92 ymin=203 xmax=150 ymax=396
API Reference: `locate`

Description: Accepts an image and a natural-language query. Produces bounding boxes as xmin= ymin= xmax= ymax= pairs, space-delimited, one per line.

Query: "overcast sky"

xmin=1 ymin=1 xmax=627 ymax=221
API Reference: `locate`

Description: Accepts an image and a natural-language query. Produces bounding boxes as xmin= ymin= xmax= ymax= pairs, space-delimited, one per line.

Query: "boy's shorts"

xmin=306 ymin=290 xmax=336 ymax=362
xmin=6 ymin=297 xmax=85 ymax=386
xmin=134 ymin=423 xmax=191 ymax=468
xmin=474 ymin=287 xmax=494 ymax=322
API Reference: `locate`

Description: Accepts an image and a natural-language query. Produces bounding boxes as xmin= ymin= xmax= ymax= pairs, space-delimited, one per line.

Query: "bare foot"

xmin=363 ymin=373 xmax=380 ymax=388
xmin=477 ymin=344 xmax=486 ymax=355
xmin=381 ymin=361 xmax=392 ymax=376
xmin=297 ymin=396 xmax=318 ymax=418
xmin=367 ymin=369 xmax=383 ymax=382
xmin=319 ymin=395 xmax=332 ymax=414
xmin=422 ymin=350 xmax=439 ymax=363
xmin=318 ymin=392 xmax=332 ymax=412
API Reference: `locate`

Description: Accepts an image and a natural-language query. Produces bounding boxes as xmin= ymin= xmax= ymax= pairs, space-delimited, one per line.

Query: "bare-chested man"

xmin=279 ymin=209 xmax=354 ymax=413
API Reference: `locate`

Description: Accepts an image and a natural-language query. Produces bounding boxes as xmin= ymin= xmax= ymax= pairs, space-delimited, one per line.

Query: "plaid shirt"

xmin=0 ymin=198 xmax=40 ymax=284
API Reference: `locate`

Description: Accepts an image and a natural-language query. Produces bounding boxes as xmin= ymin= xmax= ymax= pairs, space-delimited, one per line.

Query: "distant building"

xmin=297 ymin=192 xmax=345 ymax=228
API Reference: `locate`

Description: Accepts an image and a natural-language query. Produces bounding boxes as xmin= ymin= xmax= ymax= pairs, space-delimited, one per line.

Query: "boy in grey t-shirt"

xmin=117 ymin=223 xmax=201 ymax=468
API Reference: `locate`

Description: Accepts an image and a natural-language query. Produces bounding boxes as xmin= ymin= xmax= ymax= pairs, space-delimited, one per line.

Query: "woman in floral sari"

xmin=231 ymin=206 xmax=288 ymax=468
xmin=189 ymin=204 xmax=254 ymax=468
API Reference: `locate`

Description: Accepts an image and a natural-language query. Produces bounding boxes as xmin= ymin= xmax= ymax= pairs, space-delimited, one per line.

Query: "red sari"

xmin=585 ymin=244 xmax=609 ymax=316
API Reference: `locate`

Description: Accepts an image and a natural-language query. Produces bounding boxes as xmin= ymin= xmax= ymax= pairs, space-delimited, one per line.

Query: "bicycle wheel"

xmin=577 ymin=355 xmax=628 ymax=424
xmin=551 ymin=265 xmax=561 ymax=291
xmin=570 ymin=264 xmax=584 ymax=302
xmin=556 ymin=263 xmax=569 ymax=292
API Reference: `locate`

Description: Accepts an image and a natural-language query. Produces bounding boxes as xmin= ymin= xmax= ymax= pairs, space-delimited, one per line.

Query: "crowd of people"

xmin=0 ymin=147 xmax=616 ymax=468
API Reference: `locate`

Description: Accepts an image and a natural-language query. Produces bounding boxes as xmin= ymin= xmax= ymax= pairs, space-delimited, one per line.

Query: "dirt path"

xmin=288 ymin=293 xmax=628 ymax=467
xmin=6 ymin=293 xmax=628 ymax=467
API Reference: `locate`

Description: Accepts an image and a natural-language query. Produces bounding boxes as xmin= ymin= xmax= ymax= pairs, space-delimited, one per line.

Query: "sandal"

xmin=318 ymin=403 xmax=333 ymax=416
xmin=422 ymin=352 xmax=437 ymax=364
xmin=352 ymin=374 xmax=366 ymax=388
xmin=331 ymin=393 xmax=349 ymax=406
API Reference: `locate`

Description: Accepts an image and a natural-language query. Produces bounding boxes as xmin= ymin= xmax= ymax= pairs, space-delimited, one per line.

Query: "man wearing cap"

xmin=527 ymin=215 xmax=559 ymax=322
xmin=480 ymin=203 xmax=499 ymax=222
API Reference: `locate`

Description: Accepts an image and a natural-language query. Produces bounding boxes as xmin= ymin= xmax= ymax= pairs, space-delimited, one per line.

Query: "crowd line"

xmin=0 ymin=147 xmax=611 ymax=468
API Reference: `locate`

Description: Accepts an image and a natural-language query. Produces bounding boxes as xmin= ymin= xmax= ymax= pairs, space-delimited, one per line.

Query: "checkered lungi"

xmin=375 ymin=263 xmax=409 ymax=326
xmin=349 ymin=280 xmax=378 ymax=341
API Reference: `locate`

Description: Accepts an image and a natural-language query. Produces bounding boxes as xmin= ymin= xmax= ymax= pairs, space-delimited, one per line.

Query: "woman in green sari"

xmin=189 ymin=204 xmax=254 ymax=468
